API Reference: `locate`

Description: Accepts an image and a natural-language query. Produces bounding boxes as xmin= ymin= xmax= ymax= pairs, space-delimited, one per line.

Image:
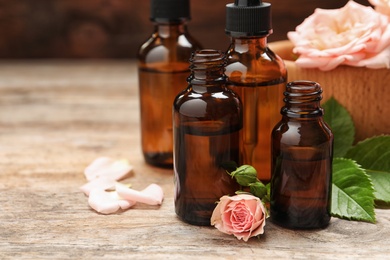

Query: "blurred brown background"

xmin=0 ymin=0 xmax=371 ymax=59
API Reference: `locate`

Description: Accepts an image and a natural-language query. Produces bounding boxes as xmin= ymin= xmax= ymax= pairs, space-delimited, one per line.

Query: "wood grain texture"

xmin=0 ymin=61 xmax=389 ymax=259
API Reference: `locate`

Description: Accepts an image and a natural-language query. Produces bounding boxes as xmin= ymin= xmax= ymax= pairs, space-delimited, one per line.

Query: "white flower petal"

xmin=88 ymin=189 xmax=136 ymax=214
xmin=84 ymin=157 xmax=112 ymax=180
xmin=116 ymin=183 xmax=164 ymax=205
xmin=369 ymin=0 xmax=390 ymax=16
xmin=79 ymin=176 xmax=118 ymax=196
xmin=346 ymin=46 xmax=390 ymax=68
xmin=84 ymin=157 xmax=133 ymax=181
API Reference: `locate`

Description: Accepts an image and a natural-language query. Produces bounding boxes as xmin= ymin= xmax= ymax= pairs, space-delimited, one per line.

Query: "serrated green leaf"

xmin=345 ymin=135 xmax=390 ymax=171
xmin=323 ymin=97 xmax=355 ymax=157
xmin=345 ymin=135 xmax=390 ymax=203
xmin=331 ymin=158 xmax=376 ymax=223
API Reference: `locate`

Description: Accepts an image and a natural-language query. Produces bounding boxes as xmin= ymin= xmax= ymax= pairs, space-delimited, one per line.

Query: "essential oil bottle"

xmin=137 ymin=0 xmax=202 ymax=168
xmin=270 ymin=81 xmax=333 ymax=229
xmin=173 ymin=50 xmax=242 ymax=226
xmin=225 ymin=0 xmax=287 ymax=182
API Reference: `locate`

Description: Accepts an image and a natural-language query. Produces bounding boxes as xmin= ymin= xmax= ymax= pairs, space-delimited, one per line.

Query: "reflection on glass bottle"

xmin=173 ymin=50 xmax=242 ymax=226
xmin=270 ymin=81 xmax=333 ymax=229
xmin=138 ymin=0 xmax=202 ymax=168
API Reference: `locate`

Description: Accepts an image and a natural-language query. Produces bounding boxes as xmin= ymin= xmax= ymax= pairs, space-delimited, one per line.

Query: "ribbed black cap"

xmin=226 ymin=0 xmax=272 ymax=36
xmin=150 ymin=0 xmax=191 ymax=22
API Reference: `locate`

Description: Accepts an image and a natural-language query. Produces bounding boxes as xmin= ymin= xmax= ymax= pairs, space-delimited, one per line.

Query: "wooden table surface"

xmin=0 ymin=61 xmax=389 ymax=259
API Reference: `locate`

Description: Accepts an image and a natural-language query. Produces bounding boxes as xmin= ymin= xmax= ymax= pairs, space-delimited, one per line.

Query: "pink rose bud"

xmin=230 ymin=165 xmax=258 ymax=186
xmin=211 ymin=194 xmax=266 ymax=242
xmin=249 ymin=181 xmax=267 ymax=199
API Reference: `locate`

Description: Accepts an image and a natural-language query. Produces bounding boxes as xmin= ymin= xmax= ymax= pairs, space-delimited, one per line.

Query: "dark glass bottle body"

xmin=138 ymin=21 xmax=201 ymax=168
xmin=270 ymin=81 xmax=333 ymax=229
xmin=225 ymin=37 xmax=287 ymax=182
xmin=173 ymin=50 xmax=242 ymax=226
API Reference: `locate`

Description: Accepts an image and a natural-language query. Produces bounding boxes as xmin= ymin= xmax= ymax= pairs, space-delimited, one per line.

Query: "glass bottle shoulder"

xmin=173 ymin=86 xmax=242 ymax=118
xmin=225 ymin=43 xmax=287 ymax=85
xmin=139 ymin=33 xmax=200 ymax=54
xmin=226 ymin=44 xmax=283 ymax=65
xmin=138 ymin=27 xmax=201 ymax=70
xmin=272 ymin=117 xmax=333 ymax=146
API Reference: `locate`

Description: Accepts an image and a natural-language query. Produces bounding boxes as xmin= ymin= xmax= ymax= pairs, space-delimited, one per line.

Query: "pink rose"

xmin=288 ymin=1 xmax=390 ymax=71
xmin=211 ymin=194 xmax=266 ymax=242
xmin=369 ymin=0 xmax=390 ymax=17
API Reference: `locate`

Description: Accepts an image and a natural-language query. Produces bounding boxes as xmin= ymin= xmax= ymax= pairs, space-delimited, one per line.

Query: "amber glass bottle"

xmin=225 ymin=0 xmax=287 ymax=182
xmin=173 ymin=50 xmax=242 ymax=226
xmin=137 ymin=0 xmax=202 ymax=168
xmin=270 ymin=81 xmax=333 ymax=229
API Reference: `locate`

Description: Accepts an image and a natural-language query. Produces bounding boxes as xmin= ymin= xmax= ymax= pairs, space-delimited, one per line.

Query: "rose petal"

xmin=84 ymin=157 xmax=112 ymax=180
xmin=88 ymin=189 xmax=136 ymax=214
xmin=346 ymin=46 xmax=390 ymax=68
xmin=230 ymin=203 xmax=253 ymax=232
xmin=79 ymin=176 xmax=118 ymax=196
xmin=369 ymin=0 xmax=390 ymax=16
xmin=211 ymin=197 xmax=224 ymax=226
xmin=84 ymin=157 xmax=133 ymax=181
xmin=288 ymin=1 xmax=390 ymax=70
xmin=116 ymin=183 xmax=164 ymax=205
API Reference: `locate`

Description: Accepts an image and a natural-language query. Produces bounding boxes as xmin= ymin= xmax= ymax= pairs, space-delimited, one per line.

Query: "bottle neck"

xmin=188 ymin=50 xmax=226 ymax=90
xmin=154 ymin=22 xmax=187 ymax=38
xmin=229 ymin=36 xmax=268 ymax=52
xmin=282 ymin=81 xmax=323 ymax=119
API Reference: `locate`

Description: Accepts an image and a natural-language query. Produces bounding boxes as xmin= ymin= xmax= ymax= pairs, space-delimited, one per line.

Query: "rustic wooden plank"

xmin=0 ymin=61 xmax=389 ymax=259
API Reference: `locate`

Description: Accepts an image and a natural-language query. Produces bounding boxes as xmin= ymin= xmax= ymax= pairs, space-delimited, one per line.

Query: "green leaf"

xmin=331 ymin=158 xmax=376 ymax=223
xmin=249 ymin=181 xmax=267 ymax=199
xmin=366 ymin=170 xmax=390 ymax=204
xmin=345 ymin=135 xmax=390 ymax=203
xmin=262 ymin=183 xmax=271 ymax=204
xmin=230 ymin=165 xmax=258 ymax=186
xmin=323 ymin=97 xmax=355 ymax=157
xmin=345 ymin=135 xmax=390 ymax=171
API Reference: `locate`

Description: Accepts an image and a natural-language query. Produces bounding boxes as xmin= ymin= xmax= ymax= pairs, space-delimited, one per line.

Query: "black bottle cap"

xmin=150 ymin=0 xmax=191 ymax=22
xmin=226 ymin=0 xmax=272 ymax=37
